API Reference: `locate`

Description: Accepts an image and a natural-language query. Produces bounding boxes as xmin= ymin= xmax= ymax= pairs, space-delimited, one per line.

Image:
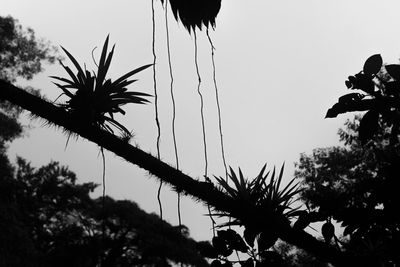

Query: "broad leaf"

xmin=359 ymin=110 xmax=379 ymax=144
xmin=363 ymin=54 xmax=382 ymax=76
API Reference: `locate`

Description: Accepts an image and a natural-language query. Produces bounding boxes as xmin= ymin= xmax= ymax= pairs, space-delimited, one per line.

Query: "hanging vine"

xmin=193 ymin=30 xmax=216 ymax=236
xmin=164 ymin=0 xmax=183 ymax=232
xmin=100 ymin=147 xmax=106 ymax=241
xmin=152 ymin=0 xmax=164 ymax=221
xmin=206 ymin=28 xmax=228 ymax=182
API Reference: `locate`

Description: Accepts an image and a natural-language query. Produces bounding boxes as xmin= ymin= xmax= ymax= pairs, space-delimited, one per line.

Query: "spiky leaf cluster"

xmin=213 ymin=164 xmax=301 ymax=227
xmin=51 ymin=35 xmax=152 ymax=137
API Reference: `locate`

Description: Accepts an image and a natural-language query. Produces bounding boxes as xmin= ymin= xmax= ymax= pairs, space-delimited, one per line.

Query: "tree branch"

xmin=0 ymin=79 xmax=357 ymax=266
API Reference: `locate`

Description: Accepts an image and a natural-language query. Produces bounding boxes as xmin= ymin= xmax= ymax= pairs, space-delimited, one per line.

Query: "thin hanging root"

xmin=157 ymin=181 xmax=163 ymax=219
xmin=165 ymin=1 xmax=183 ymax=246
xmin=101 ymin=147 xmax=106 ymax=202
xmin=100 ymin=146 xmax=106 ymax=242
xmin=165 ymin=0 xmax=179 ymax=171
xmin=194 ymin=31 xmax=208 ymax=177
xmin=152 ymin=0 xmax=163 ymax=220
xmin=194 ymin=30 xmax=215 ymax=236
xmin=206 ymin=29 xmax=228 ymax=182
xmin=177 ymin=191 xmax=182 ymax=229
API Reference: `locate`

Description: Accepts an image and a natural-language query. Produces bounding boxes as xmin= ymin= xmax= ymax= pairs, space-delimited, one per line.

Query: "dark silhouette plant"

xmin=160 ymin=0 xmax=221 ymax=32
xmin=207 ymin=165 xmax=302 ymax=266
xmin=51 ymin=35 xmax=152 ymax=137
xmin=326 ymin=54 xmax=400 ymax=145
xmin=214 ymin=164 xmax=301 ymax=227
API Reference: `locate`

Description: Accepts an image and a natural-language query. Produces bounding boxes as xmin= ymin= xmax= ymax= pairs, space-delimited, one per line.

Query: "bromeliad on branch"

xmin=51 ymin=35 xmax=152 ymax=137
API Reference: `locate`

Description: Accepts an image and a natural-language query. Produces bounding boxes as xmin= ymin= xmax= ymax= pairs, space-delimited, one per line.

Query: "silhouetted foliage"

xmin=51 ymin=35 xmax=152 ymax=137
xmin=203 ymin=166 xmax=302 ymax=266
xmin=0 ymin=15 xmax=58 ymax=83
xmin=4 ymin=15 xmax=400 ymax=266
xmin=0 ymin=152 xmax=209 ymax=266
xmin=0 ymin=72 xmax=354 ymax=267
xmin=326 ymin=54 xmax=400 ymax=145
xmin=160 ymin=0 xmax=221 ymax=32
xmin=295 ymin=116 xmax=400 ymax=266
xmin=273 ymin=241 xmax=329 ymax=267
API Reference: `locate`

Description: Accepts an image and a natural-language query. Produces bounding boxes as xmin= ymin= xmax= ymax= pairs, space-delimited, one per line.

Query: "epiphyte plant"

xmin=51 ymin=35 xmax=152 ymax=137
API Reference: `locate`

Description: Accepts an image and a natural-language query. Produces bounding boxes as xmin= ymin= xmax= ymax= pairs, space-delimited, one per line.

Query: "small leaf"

xmin=212 ymin=236 xmax=232 ymax=257
xmin=359 ymin=110 xmax=379 ymax=144
xmin=345 ymin=80 xmax=352 ymax=89
xmin=293 ymin=212 xmax=310 ymax=230
xmin=343 ymin=224 xmax=358 ymax=236
xmin=257 ymin=231 xmax=278 ymax=251
xmin=386 ymin=64 xmax=400 ymax=80
xmin=222 ymin=229 xmax=248 ymax=252
xmin=243 ymin=228 xmax=257 ymax=248
xmin=325 ymin=104 xmax=341 ymax=118
xmin=321 ymin=222 xmax=335 ymax=242
xmin=353 ymin=73 xmax=374 ymax=93
xmin=338 ymin=93 xmax=363 ymax=104
xmin=363 ymin=54 xmax=382 ymax=76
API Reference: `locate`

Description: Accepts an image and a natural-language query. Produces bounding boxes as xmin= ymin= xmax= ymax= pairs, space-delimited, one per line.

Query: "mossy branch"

xmin=0 ymin=79 xmax=357 ymax=267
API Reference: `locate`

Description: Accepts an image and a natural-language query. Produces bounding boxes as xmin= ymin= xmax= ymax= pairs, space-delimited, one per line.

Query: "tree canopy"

xmin=0 ymin=115 xmax=209 ymax=266
xmin=295 ymin=116 xmax=400 ymax=266
xmin=0 ymin=15 xmax=58 ymax=83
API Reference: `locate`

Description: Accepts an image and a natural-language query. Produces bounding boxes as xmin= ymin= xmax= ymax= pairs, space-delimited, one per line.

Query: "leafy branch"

xmin=326 ymin=54 xmax=400 ymax=145
xmin=0 ymin=80 xmax=361 ymax=266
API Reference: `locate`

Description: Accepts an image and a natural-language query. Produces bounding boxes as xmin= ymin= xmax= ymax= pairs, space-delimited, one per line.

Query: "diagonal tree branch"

xmin=0 ymin=79 xmax=357 ymax=266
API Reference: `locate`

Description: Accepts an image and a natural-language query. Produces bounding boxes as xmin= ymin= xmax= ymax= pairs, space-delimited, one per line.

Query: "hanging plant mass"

xmin=160 ymin=0 xmax=222 ymax=31
xmin=51 ymin=35 xmax=152 ymax=137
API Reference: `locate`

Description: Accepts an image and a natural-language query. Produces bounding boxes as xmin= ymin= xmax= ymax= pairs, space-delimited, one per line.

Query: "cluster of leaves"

xmin=323 ymin=56 xmax=400 ymax=265
xmin=214 ymin=165 xmax=301 ymax=225
xmin=326 ymin=54 xmax=400 ymax=145
xmin=295 ymin=116 xmax=400 ymax=265
xmin=0 ymin=15 xmax=58 ymax=83
xmin=204 ymin=165 xmax=303 ymax=266
xmin=199 ymin=228 xmax=286 ymax=267
xmin=160 ymin=0 xmax=221 ymax=32
xmin=51 ymin=35 xmax=152 ymax=137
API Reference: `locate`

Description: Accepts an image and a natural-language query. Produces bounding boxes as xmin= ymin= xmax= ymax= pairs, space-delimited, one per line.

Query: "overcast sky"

xmin=3 ymin=0 xmax=400 ymax=241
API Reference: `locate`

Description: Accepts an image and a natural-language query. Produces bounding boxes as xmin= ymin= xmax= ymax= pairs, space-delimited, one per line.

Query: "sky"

xmin=3 ymin=0 xmax=400 ymax=241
